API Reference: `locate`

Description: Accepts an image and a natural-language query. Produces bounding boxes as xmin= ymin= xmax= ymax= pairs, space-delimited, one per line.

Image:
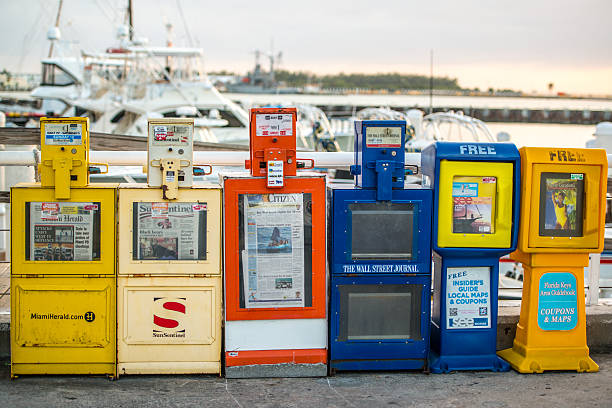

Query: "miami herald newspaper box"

xmin=328 ymin=120 xmax=433 ymax=372
xmin=422 ymin=141 xmax=520 ymax=373
xmin=117 ymin=118 xmax=222 ymax=375
xmin=223 ymin=107 xmax=327 ymax=378
xmin=11 ymin=117 xmax=116 ymax=378
xmin=498 ymin=147 xmax=606 ymax=373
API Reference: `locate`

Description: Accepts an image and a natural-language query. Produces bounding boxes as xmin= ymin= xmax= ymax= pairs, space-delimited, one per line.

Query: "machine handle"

xmin=296 ymin=158 xmax=315 ymax=169
xmin=88 ymin=162 xmax=109 ymax=174
xmin=405 ymin=165 xmax=419 ymax=175
xmin=193 ymin=165 xmax=213 ymax=176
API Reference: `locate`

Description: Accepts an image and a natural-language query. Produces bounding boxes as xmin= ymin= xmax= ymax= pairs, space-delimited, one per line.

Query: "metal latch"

xmin=366 ymin=160 xmax=404 ymax=201
xmin=41 ymin=157 xmax=82 ymax=200
xmin=150 ymin=158 xmax=191 ymax=200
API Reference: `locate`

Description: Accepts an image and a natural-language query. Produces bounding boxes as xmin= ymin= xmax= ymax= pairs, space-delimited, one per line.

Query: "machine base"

xmin=429 ymin=351 xmax=510 ymax=373
xmin=330 ymin=359 xmax=426 ymax=372
xmin=498 ymin=345 xmax=598 ymax=373
xmin=118 ymin=362 xmax=220 ymax=376
xmin=225 ymin=363 xmax=327 ymax=378
xmin=11 ymin=363 xmax=116 ymax=379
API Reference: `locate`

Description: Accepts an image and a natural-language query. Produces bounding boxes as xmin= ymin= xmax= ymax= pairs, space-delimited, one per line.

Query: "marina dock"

xmin=226 ymin=93 xmax=612 ymax=125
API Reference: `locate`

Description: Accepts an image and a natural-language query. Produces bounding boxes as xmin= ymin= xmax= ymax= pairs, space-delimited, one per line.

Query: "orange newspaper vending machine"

xmin=223 ymin=107 xmax=327 ymax=378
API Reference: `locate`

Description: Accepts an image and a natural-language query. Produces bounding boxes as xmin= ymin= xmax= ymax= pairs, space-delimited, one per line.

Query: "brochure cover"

xmin=452 ymin=176 xmax=496 ymax=234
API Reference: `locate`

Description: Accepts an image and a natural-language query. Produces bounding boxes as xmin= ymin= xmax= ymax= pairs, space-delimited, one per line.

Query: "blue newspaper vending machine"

xmin=422 ymin=141 xmax=520 ymax=373
xmin=328 ymin=120 xmax=433 ymax=372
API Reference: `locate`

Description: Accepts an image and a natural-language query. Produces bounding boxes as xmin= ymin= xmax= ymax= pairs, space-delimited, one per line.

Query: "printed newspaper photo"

xmin=133 ymin=202 xmax=207 ymax=260
xmin=28 ymin=202 xmax=100 ymax=261
xmin=242 ymin=193 xmax=305 ymax=308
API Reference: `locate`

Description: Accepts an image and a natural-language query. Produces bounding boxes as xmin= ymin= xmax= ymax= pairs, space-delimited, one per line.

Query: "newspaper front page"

xmin=134 ymin=202 xmax=206 ymax=260
xmin=242 ymin=193 xmax=305 ymax=308
xmin=29 ymin=202 xmax=99 ymax=261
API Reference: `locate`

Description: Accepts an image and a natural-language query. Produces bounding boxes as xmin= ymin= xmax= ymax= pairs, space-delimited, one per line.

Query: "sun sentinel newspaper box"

xmin=422 ymin=141 xmax=521 ymax=373
xmin=328 ymin=120 xmax=433 ymax=372
xmin=116 ymin=118 xmax=223 ymax=375
xmin=10 ymin=117 xmax=117 ymax=378
xmin=498 ymin=147 xmax=607 ymax=373
xmin=223 ymin=107 xmax=327 ymax=378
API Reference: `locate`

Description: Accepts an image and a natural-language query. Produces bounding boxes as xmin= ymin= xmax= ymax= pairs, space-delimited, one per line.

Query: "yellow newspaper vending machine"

xmin=117 ymin=118 xmax=222 ymax=375
xmin=11 ymin=117 xmax=116 ymax=378
xmin=498 ymin=147 xmax=607 ymax=373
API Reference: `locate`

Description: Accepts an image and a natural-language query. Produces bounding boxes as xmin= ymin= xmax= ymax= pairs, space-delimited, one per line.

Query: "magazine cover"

xmin=541 ymin=175 xmax=582 ymax=234
xmin=452 ymin=176 xmax=496 ymax=234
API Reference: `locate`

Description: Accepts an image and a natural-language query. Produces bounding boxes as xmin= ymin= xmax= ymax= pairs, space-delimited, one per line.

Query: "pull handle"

xmin=296 ymin=158 xmax=315 ymax=169
xmin=88 ymin=162 xmax=109 ymax=174
xmin=193 ymin=165 xmax=213 ymax=176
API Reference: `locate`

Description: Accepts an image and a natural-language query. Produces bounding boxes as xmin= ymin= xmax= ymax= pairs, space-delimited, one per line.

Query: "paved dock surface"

xmin=1 ymin=354 xmax=611 ymax=408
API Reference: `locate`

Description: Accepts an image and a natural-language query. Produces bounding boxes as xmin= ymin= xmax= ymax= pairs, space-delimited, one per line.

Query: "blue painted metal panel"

xmin=429 ymin=254 xmax=509 ymax=373
xmin=329 ymin=274 xmax=431 ymax=371
xmin=352 ymin=120 xmax=406 ymax=199
xmin=329 ymin=186 xmax=432 ymax=276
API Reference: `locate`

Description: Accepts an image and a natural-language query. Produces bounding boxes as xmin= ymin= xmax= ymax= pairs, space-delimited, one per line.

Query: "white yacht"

xmin=30 ymin=25 xmax=249 ymax=143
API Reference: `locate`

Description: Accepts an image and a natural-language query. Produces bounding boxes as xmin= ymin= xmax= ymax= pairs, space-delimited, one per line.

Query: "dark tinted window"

xmin=350 ymin=202 xmax=415 ymax=260
xmin=338 ymin=284 xmax=422 ymax=341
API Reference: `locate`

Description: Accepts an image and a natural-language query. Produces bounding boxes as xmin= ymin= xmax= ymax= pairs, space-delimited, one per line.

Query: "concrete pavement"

xmin=1 ymin=354 xmax=611 ymax=407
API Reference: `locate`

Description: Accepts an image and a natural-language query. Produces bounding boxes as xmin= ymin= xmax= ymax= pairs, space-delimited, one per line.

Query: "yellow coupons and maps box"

xmin=498 ymin=147 xmax=607 ymax=373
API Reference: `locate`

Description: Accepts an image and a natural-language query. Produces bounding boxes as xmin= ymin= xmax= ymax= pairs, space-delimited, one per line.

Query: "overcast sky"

xmin=0 ymin=0 xmax=610 ymax=94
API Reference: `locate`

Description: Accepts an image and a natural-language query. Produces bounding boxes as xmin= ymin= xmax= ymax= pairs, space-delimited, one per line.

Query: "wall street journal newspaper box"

xmin=329 ymin=120 xmax=433 ymax=372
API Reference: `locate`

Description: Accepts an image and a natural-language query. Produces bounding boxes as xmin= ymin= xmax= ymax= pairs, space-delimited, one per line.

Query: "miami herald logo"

xmin=153 ymin=297 xmax=186 ymax=338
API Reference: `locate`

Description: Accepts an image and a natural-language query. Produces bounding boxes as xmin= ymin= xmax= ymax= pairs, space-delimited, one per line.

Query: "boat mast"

xmin=429 ymin=49 xmax=433 ymax=114
xmin=48 ymin=0 xmax=63 ymax=58
xmin=127 ymin=0 xmax=134 ymax=41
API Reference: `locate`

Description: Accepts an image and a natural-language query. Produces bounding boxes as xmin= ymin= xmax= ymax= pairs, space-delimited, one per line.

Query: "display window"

xmin=538 ymin=172 xmax=584 ymax=237
xmin=437 ymin=161 xmax=514 ymax=248
xmin=452 ymin=176 xmax=496 ymax=234
xmin=132 ymin=202 xmax=207 ymax=261
xmin=338 ymin=284 xmax=422 ymax=341
xmin=238 ymin=193 xmax=313 ymax=309
xmin=25 ymin=202 xmax=101 ymax=261
xmin=349 ymin=202 xmax=415 ymax=260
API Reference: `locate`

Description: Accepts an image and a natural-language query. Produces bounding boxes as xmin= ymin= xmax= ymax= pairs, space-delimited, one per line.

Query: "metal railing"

xmin=0 ymin=149 xmax=610 ymax=305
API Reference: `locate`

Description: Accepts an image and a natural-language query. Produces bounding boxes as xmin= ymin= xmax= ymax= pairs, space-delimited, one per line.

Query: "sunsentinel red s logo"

xmin=153 ymin=297 xmax=186 ymax=338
